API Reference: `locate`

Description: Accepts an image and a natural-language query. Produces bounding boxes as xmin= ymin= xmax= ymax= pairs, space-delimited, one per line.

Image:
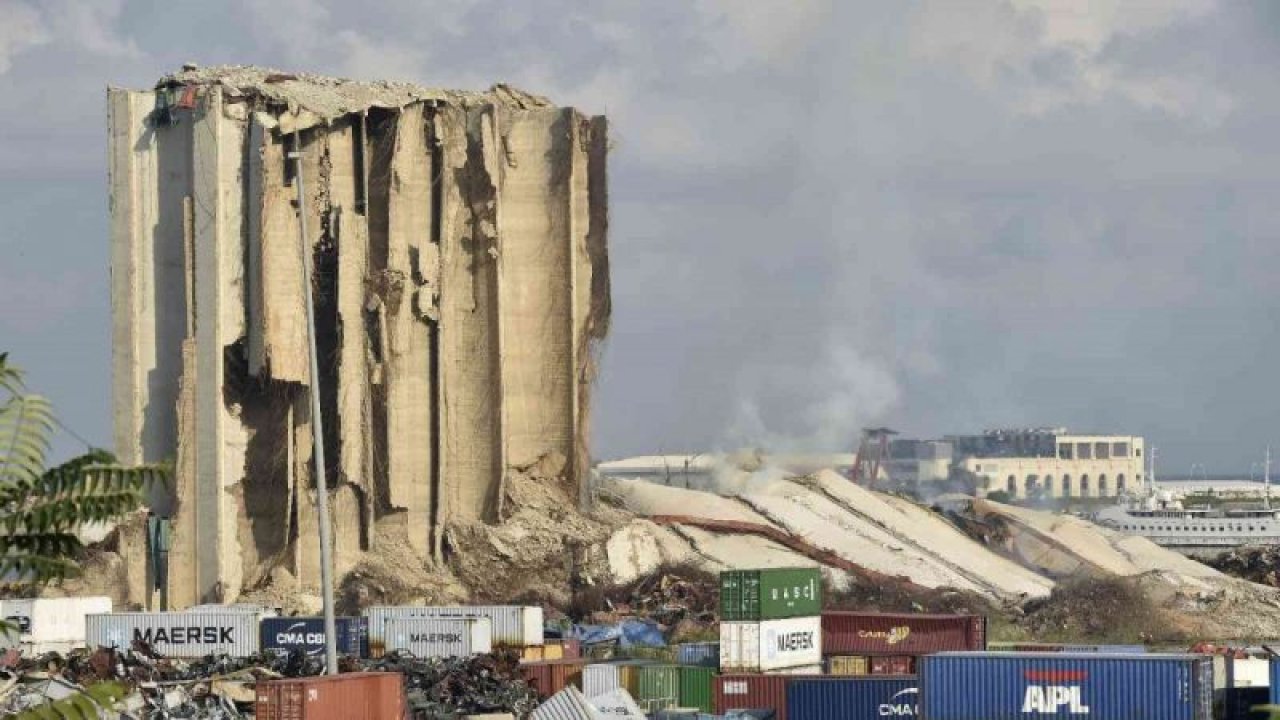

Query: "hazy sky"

xmin=1 ymin=1 xmax=1277 ymax=473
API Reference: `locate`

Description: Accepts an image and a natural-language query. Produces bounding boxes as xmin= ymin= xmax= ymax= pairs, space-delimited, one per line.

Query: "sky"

xmin=1 ymin=0 xmax=1277 ymax=474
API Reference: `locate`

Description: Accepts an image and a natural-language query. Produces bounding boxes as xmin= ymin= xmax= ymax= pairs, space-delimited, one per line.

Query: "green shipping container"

xmin=678 ymin=666 xmax=716 ymax=713
xmin=720 ymin=568 xmax=822 ymax=621
xmin=636 ymin=665 xmax=680 ymax=713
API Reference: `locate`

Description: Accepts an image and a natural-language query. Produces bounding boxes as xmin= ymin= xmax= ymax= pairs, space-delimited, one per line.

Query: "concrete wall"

xmin=108 ymin=70 xmax=609 ymax=606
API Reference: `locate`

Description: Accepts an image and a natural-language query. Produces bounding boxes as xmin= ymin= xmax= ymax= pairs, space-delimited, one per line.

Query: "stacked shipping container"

xmin=719 ymin=568 xmax=823 ymax=673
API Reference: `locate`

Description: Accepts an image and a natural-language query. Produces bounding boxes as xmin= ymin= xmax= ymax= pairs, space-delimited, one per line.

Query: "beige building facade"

xmin=957 ymin=433 xmax=1146 ymax=500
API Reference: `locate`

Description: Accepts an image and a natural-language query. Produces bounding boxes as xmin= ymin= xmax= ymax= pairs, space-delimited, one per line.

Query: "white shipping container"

xmin=365 ymin=605 xmax=542 ymax=651
xmin=0 ymin=597 xmax=112 ymax=655
xmin=719 ymin=617 xmax=822 ymax=672
xmin=583 ymin=664 xmax=622 ymax=698
xmin=383 ymin=617 xmax=493 ymax=657
xmin=85 ymin=611 xmax=271 ymax=658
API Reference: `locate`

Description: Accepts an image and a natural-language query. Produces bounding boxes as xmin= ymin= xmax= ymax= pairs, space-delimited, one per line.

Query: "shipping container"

xmin=826 ymin=655 xmax=869 ymax=676
xmin=678 ymin=666 xmax=716 ymax=713
xmin=720 ymin=617 xmax=821 ymax=672
xmin=763 ymin=664 xmax=822 ymax=675
xmin=989 ymin=642 xmax=1146 ymax=654
xmin=636 ymin=665 xmax=680 ymax=713
xmin=555 ymin=638 xmax=582 ymax=659
xmin=676 ymin=642 xmax=719 ymax=668
xmin=520 ymin=659 xmax=587 ymax=699
xmin=530 ymin=685 xmax=597 ymax=720
xmin=787 ymin=677 xmax=917 ymax=720
xmin=821 ymin=611 xmax=985 ymax=655
xmin=919 ymin=652 xmax=1213 ymax=720
xmin=383 ymin=617 xmax=492 ymax=657
xmin=86 ymin=611 xmax=269 ymax=658
xmin=0 ymin=597 xmax=112 ymax=655
xmin=1267 ymin=657 xmax=1280 ymax=703
xmin=256 ymin=672 xmax=404 ymax=720
xmin=720 ymin=569 xmax=822 ymax=621
xmin=364 ymin=605 xmax=542 ymax=654
xmin=584 ymin=664 xmax=621 ymax=698
xmin=1227 ymin=657 xmax=1270 ymax=688
xmin=713 ymin=673 xmax=826 ymax=720
xmin=522 ymin=646 xmax=547 ymax=663
xmin=870 ymin=655 xmax=913 ymax=675
xmin=259 ymin=616 xmax=368 ymax=657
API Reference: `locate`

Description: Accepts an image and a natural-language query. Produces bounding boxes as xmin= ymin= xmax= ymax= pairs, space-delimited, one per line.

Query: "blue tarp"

xmin=561 ymin=619 xmax=666 ymax=647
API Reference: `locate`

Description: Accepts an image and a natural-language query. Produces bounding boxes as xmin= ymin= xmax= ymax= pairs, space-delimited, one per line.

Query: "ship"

xmin=1091 ymin=448 xmax=1280 ymax=557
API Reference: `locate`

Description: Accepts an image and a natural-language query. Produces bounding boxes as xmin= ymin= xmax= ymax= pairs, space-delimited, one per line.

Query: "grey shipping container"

xmin=675 ymin=642 xmax=719 ymax=668
xmin=584 ymin=664 xmax=622 ymax=698
xmin=260 ymin=617 xmax=368 ymax=657
xmin=919 ymin=652 xmax=1214 ymax=720
xmin=364 ymin=605 xmax=541 ymax=653
xmin=383 ymin=617 xmax=492 ymax=657
xmin=720 ymin=569 xmax=822 ymax=621
xmin=86 ymin=611 xmax=268 ymax=658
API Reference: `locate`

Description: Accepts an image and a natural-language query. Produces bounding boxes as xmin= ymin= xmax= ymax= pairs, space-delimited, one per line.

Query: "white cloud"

xmin=0 ymin=0 xmax=49 ymax=74
xmin=40 ymin=0 xmax=141 ymax=59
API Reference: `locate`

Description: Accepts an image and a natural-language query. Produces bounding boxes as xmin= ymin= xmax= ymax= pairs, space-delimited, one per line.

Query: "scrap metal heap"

xmin=108 ymin=66 xmax=610 ymax=608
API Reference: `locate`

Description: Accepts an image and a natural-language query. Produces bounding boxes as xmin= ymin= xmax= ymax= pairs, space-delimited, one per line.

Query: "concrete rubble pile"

xmin=106 ymin=66 xmax=609 ymax=608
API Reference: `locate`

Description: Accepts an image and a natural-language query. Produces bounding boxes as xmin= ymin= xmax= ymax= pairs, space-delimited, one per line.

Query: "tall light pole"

xmin=290 ymin=135 xmax=340 ymax=675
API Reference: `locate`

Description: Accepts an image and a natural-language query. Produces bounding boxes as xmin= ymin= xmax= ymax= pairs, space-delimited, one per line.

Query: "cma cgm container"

xmin=720 ymin=617 xmax=821 ymax=672
xmin=383 ymin=617 xmax=492 ymax=657
xmin=256 ymin=672 xmax=404 ymax=720
xmin=85 ymin=611 xmax=270 ymax=658
xmin=260 ymin=617 xmax=368 ymax=657
xmin=713 ymin=673 xmax=825 ymax=720
xmin=787 ymin=677 xmax=917 ymax=720
xmin=520 ymin=659 xmax=587 ymax=699
xmin=920 ymin=652 xmax=1213 ymax=720
xmin=364 ymin=605 xmax=541 ymax=654
xmin=0 ymin=596 xmax=112 ymax=655
xmin=822 ymin=611 xmax=985 ymax=655
xmin=720 ymin=568 xmax=822 ymax=621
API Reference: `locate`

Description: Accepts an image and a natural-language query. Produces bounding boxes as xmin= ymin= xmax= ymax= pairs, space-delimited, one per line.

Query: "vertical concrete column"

xmin=383 ymin=105 xmax=435 ymax=556
xmin=436 ymin=105 xmax=502 ymax=525
xmin=496 ymin=108 xmax=576 ymax=475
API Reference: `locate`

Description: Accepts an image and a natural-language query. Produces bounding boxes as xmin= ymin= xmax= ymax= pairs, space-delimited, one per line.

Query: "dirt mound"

xmin=1017 ymin=576 xmax=1187 ymax=643
xmin=1205 ymin=546 xmax=1280 ymax=587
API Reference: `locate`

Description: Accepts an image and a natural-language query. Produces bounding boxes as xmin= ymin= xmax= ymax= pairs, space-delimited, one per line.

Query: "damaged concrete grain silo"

xmin=108 ymin=67 xmax=609 ymax=608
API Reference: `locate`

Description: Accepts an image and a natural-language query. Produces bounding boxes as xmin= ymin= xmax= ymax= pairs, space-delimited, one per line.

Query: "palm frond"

xmin=0 ymin=393 xmax=55 ymax=488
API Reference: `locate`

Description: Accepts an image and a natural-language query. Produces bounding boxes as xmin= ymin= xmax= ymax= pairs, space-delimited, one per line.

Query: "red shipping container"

xmin=555 ymin=638 xmax=582 ymax=659
xmin=869 ymin=656 xmax=914 ymax=675
xmin=256 ymin=672 xmax=405 ymax=720
xmin=519 ymin=659 xmax=587 ymax=698
xmin=714 ymin=674 xmax=826 ymax=720
xmin=821 ymin=612 xmax=986 ymax=655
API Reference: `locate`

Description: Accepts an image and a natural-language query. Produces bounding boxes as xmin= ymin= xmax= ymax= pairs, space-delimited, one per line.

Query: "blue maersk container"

xmin=787 ymin=677 xmax=917 ymax=720
xmin=919 ymin=652 xmax=1213 ymax=720
xmin=259 ymin=617 xmax=369 ymax=657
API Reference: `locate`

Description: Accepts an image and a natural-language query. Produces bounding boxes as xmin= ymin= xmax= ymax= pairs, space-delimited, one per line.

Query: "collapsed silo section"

xmin=108 ymin=67 xmax=609 ymax=608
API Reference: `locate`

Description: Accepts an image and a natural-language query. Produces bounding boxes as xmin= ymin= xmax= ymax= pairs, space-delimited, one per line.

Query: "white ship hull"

xmin=1094 ymin=504 xmax=1280 ymax=557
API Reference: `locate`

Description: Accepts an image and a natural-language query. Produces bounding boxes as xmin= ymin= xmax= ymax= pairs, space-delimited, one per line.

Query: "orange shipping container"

xmin=519 ymin=659 xmax=586 ymax=699
xmin=256 ymin=672 xmax=405 ymax=720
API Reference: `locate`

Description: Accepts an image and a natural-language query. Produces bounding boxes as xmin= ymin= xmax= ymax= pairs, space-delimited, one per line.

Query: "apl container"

xmin=919 ymin=652 xmax=1213 ymax=720
xmin=364 ymin=605 xmax=542 ymax=654
xmin=677 ymin=666 xmax=716 ymax=713
xmin=675 ymin=642 xmax=719 ymax=668
xmin=256 ymin=672 xmax=405 ymax=720
xmin=86 ymin=611 xmax=270 ymax=658
xmin=636 ymin=665 xmax=680 ymax=713
xmin=520 ymin=659 xmax=588 ymax=699
xmin=720 ymin=568 xmax=822 ymax=621
xmin=383 ymin=617 xmax=492 ymax=657
xmin=720 ymin=617 xmax=821 ymax=672
xmin=821 ymin=611 xmax=985 ymax=655
xmin=260 ymin=617 xmax=368 ymax=657
xmin=0 ymin=596 xmax=112 ymax=655
xmin=787 ymin=677 xmax=917 ymax=720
